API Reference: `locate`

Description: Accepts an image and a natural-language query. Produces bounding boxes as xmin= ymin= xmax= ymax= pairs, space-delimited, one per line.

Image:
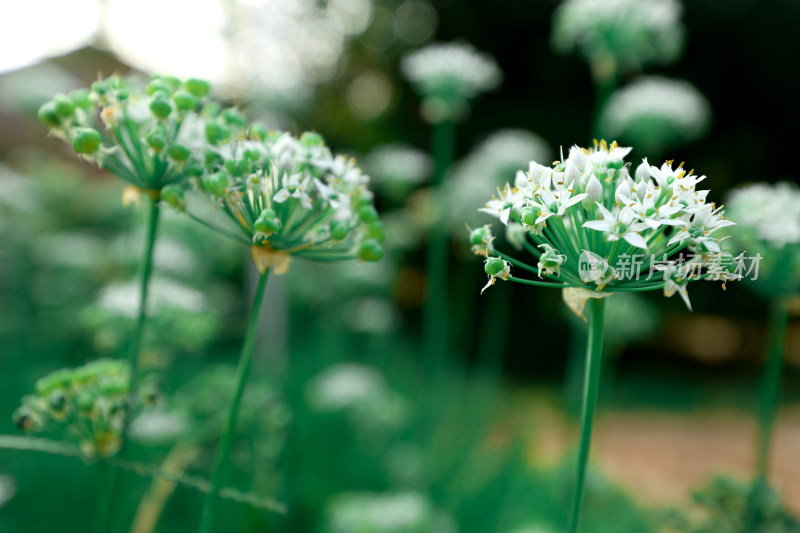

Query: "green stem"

xmin=569 ymin=297 xmax=606 ymax=533
xmin=98 ymin=194 xmax=161 ymax=533
xmin=422 ymin=119 xmax=455 ymax=376
xmin=198 ymin=270 xmax=270 ymax=533
xmin=755 ymin=299 xmax=789 ymax=479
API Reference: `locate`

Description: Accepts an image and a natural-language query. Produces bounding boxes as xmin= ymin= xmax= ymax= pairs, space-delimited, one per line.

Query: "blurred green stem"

xmin=569 ymin=297 xmax=606 ymax=533
xmin=199 ymin=269 xmax=270 ymax=533
xmin=756 ymin=299 xmax=789 ymax=479
xmin=98 ymin=194 xmax=161 ymax=533
xmin=590 ymin=67 xmax=617 ymax=141
xmin=422 ymin=119 xmax=455 ymax=377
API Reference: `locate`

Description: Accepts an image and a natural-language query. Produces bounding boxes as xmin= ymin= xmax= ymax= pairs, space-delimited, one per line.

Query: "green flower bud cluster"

xmin=12 ymin=359 xmax=158 ymax=458
xmin=181 ymin=128 xmax=385 ymax=269
xmin=38 ymin=74 xmax=243 ymax=193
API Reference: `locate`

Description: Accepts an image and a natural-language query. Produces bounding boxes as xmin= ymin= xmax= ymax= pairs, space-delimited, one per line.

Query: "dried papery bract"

xmin=472 ymin=140 xmax=740 ymax=533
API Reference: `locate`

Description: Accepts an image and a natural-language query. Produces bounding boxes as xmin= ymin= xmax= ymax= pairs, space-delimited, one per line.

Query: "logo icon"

xmin=578 ymin=250 xmax=610 ymax=283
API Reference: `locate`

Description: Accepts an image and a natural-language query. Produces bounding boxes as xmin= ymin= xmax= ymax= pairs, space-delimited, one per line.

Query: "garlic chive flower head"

xmin=364 ymin=144 xmax=432 ymax=201
xmin=402 ymin=42 xmax=502 ymax=123
xmin=13 ymin=359 xmax=158 ymax=458
xmin=38 ymin=74 xmax=241 ymax=195
xmin=475 ymin=140 xmax=739 ymax=311
xmin=724 ymin=182 xmax=800 ymax=297
xmin=600 ymin=77 xmax=711 ymax=156
xmin=552 ymin=0 xmax=685 ymax=80
xmin=181 ymin=129 xmax=384 ymax=274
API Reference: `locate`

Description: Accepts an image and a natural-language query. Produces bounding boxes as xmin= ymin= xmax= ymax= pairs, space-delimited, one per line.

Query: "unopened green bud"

xmin=330 ymin=220 xmax=349 ymax=240
xmin=608 ymin=158 xmax=624 ymax=170
xmin=224 ymin=158 xmax=247 ymax=177
xmin=357 ymin=205 xmax=379 ymax=224
xmin=249 ymin=122 xmax=268 ymax=141
xmin=149 ymin=95 xmax=172 ymax=119
xmin=522 ymin=207 xmax=537 ymax=226
xmin=91 ymin=80 xmax=108 ymax=96
xmin=243 ymin=147 xmax=261 ymax=161
xmin=146 ymin=79 xmax=171 ymax=97
xmin=254 ymin=208 xmax=282 ymax=234
xmin=69 ymin=88 xmax=93 ymax=110
xmin=202 ymin=172 xmax=228 ymax=196
xmin=53 ymin=94 xmax=75 ymax=117
xmin=368 ymin=221 xmax=386 ymax=242
xmin=300 ymin=131 xmax=325 ymax=147
xmin=202 ymin=102 xmax=221 ymax=118
xmin=162 ymin=76 xmax=181 ymax=91
xmin=221 ymin=108 xmax=247 ymax=129
xmin=470 ymin=227 xmax=490 ymax=246
xmin=357 ymin=238 xmax=384 ymax=262
xmin=184 ymin=78 xmax=210 ymax=97
xmin=98 ymin=377 xmax=127 ymax=396
xmin=38 ymin=101 xmax=61 ymax=127
xmin=35 ymin=369 xmax=71 ymax=396
xmin=172 ymin=90 xmax=197 ymax=112
xmin=167 ymin=144 xmax=191 ymax=162
xmin=13 ymin=406 xmax=39 ymax=431
xmin=74 ymin=390 xmax=96 ymax=413
xmin=485 ymin=257 xmax=505 ymax=276
xmin=72 ymin=127 xmax=102 ymax=154
xmin=204 ymin=150 xmax=222 ymax=168
xmin=49 ymin=392 xmax=67 ymax=413
xmin=160 ymin=184 xmax=185 ymax=210
xmin=145 ymin=125 xmax=167 ymax=152
xmin=205 ymin=120 xmax=230 ymax=145
xmin=187 ymin=161 xmax=205 ymax=177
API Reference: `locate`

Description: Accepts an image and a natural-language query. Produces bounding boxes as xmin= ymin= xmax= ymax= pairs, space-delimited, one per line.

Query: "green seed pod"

xmin=69 ymin=88 xmax=93 ymax=110
xmin=49 ymin=392 xmax=67 ymax=415
xmin=162 ymin=76 xmax=181 ymax=91
xmin=202 ymin=102 xmax=221 ymax=118
xmin=254 ymin=208 xmax=282 ymax=234
xmin=146 ymin=79 xmax=171 ymax=97
xmin=357 ymin=238 xmax=384 ymax=262
xmin=160 ymin=184 xmax=185 ymax=210
xmin=202 ymin=172 xmax=229 ymax=196
xmin=221 ymin=108 xmax=247 ymax=129
xmin=98 ymin=376 xmax=128 ymax=397
xmin=330 ymin=220 xmax=349 ymax=241
xmin=91 ymin=80 xmax=108 ymax=96
xmin=224 ymin=158 xmax=247 ymax=177
xmin=149 ymin=95 xmax=173 ymax=119
xmin=485 ymin=257 xmax=505 ymax=276
xmin=145 ymin=125 xmax=167 ymax=152
xmin=72 ymin=127 xmax=102 ymax=154
xmin=172 ymin=90 xmax=197 ymax=112
xmin=35 ymin=369 xmax=71 ymax=396
xmin=187 ymin=161 xmax=205 ymax=177
xmin=357 ymin=205 xmax=379 ymax=224
xmin=38 ymin=101 xmax=61 ymax=127
xmin=205 ymin=120 xmax=231 ymax=145
xmin=470 ymin=226 xmax=490 ymax=246
xmin=300 ymin=131 xmax=325 ymax=147
xmin=368 ymin=221 xmax=387 ymax=242
xmin=521 ymin=207 xmax=537 ymax=226
xmin=243 ymin=147 xmax=261 ymax=161
xmin=249 ymin=121 xmax=268 ymax=141
xmin=53 ymin=94 xmax=75 ymax=117
xmin=608 ymin=158 xmax=624 ymax=170
xmin=167 ymin=144 xmax=191 ymax=162
xmin=204 ymin=150 xmax=222 ymax=168
xmin=74 ymin=390 xmax=96 ymax=413
xmin=184 ymin=78 xmax=210 ymax=97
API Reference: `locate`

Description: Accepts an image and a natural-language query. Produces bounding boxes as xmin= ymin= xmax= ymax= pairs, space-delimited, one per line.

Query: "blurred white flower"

xmin=326 ymin=491 xmax=436 ymax=533
xmin=552 ymin=0 xmax=684 ymax=77
xmin=600 ymin=76 xmax=711 ymax=155
xmin=98 ymin=278 xmax=206 ymax=317
xmin=306 ymin=364 xmax=387 ymax=412
xmin=365 ymin=144 xmax=432 ymax=189
xmin=0 ymin=475 xmax=16 ymax=508
xmin=129 ymin=410 xmax=190 ymax=444
xmin=402 ymin=42 xmax=501 ymax=122
xmin=726 ymin=183 xmax=800 ymax=249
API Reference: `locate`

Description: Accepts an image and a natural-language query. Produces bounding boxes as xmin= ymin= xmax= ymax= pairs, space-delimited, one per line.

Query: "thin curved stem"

xmin=98 ymin=194 xmax=161 ymax=533
xmin=185 ymin=211 xmax=251 ymax=245
xmin=198 ymin=270 xmax=270 ymax=533
xmin=508 ymin=275 xmax=565 ymax=289
xmin=569 ymin=297 xmax=605 ymax=533
xmin=756 ymin=299 xmax=789 ymax=479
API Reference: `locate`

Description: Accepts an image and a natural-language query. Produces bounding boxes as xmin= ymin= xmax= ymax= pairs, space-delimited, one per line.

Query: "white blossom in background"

xmin=326 ymin=492 xmax=451 ymax=533
xmin=402 ymin=42 xmax=502 ymax=123
xmin=600 ymin=76 xmax=711 ymax=156
xmin=0 ymin=476 xmax=16 ymax=508
xmin=473 ymin=140 xmax=739 ymax=311
xmin=98 ymin=278 xmax=207 ymax=317
xmin=448 ymin=129 xmax=551 ymax=232
xmin=306 ymin=364 xmax=388 ymax=412
xmin=364 ymin=144 xmax=432 ymax=200
xmin=551 ymin=0 xmax=684 ymax=79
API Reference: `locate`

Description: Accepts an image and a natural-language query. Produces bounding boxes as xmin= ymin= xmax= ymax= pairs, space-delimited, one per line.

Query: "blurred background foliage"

xmin=1 ymin=0 xmax=800 ymax=532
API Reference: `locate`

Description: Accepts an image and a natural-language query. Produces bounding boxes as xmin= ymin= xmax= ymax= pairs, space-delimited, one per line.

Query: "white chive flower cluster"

xmin=551 ymin=0 xmax=684 ymax=77
xmin=364 ymin=143 xmax=432 ymax=200
xmin=475 ymin=140 xmax=739 ymax=309
xmin=600 ymin=76 xmax=711 ymax=155
xmin=401 ymin=42 xmax=502 ymax=123
xmin=177 ymin=130 xmax=385 ymax=274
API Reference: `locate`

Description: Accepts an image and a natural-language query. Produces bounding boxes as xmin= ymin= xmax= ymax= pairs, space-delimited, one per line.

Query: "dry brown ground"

xmin=537 ymin=406 xmax=800 ymax=511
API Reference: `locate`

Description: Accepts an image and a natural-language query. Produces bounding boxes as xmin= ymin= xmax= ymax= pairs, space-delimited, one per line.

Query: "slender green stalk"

xmin=569 ymin=297 xmax=606 ymax=533
xmin=422 ymin=119 xmax=456 ymax=376
xmin=198 ymin=270 xmax=270 ymax=533
xmin=755 ymin=299 xmax=789 ymax=479
xmin=98 ymin=195 xmax=161 ymax=533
